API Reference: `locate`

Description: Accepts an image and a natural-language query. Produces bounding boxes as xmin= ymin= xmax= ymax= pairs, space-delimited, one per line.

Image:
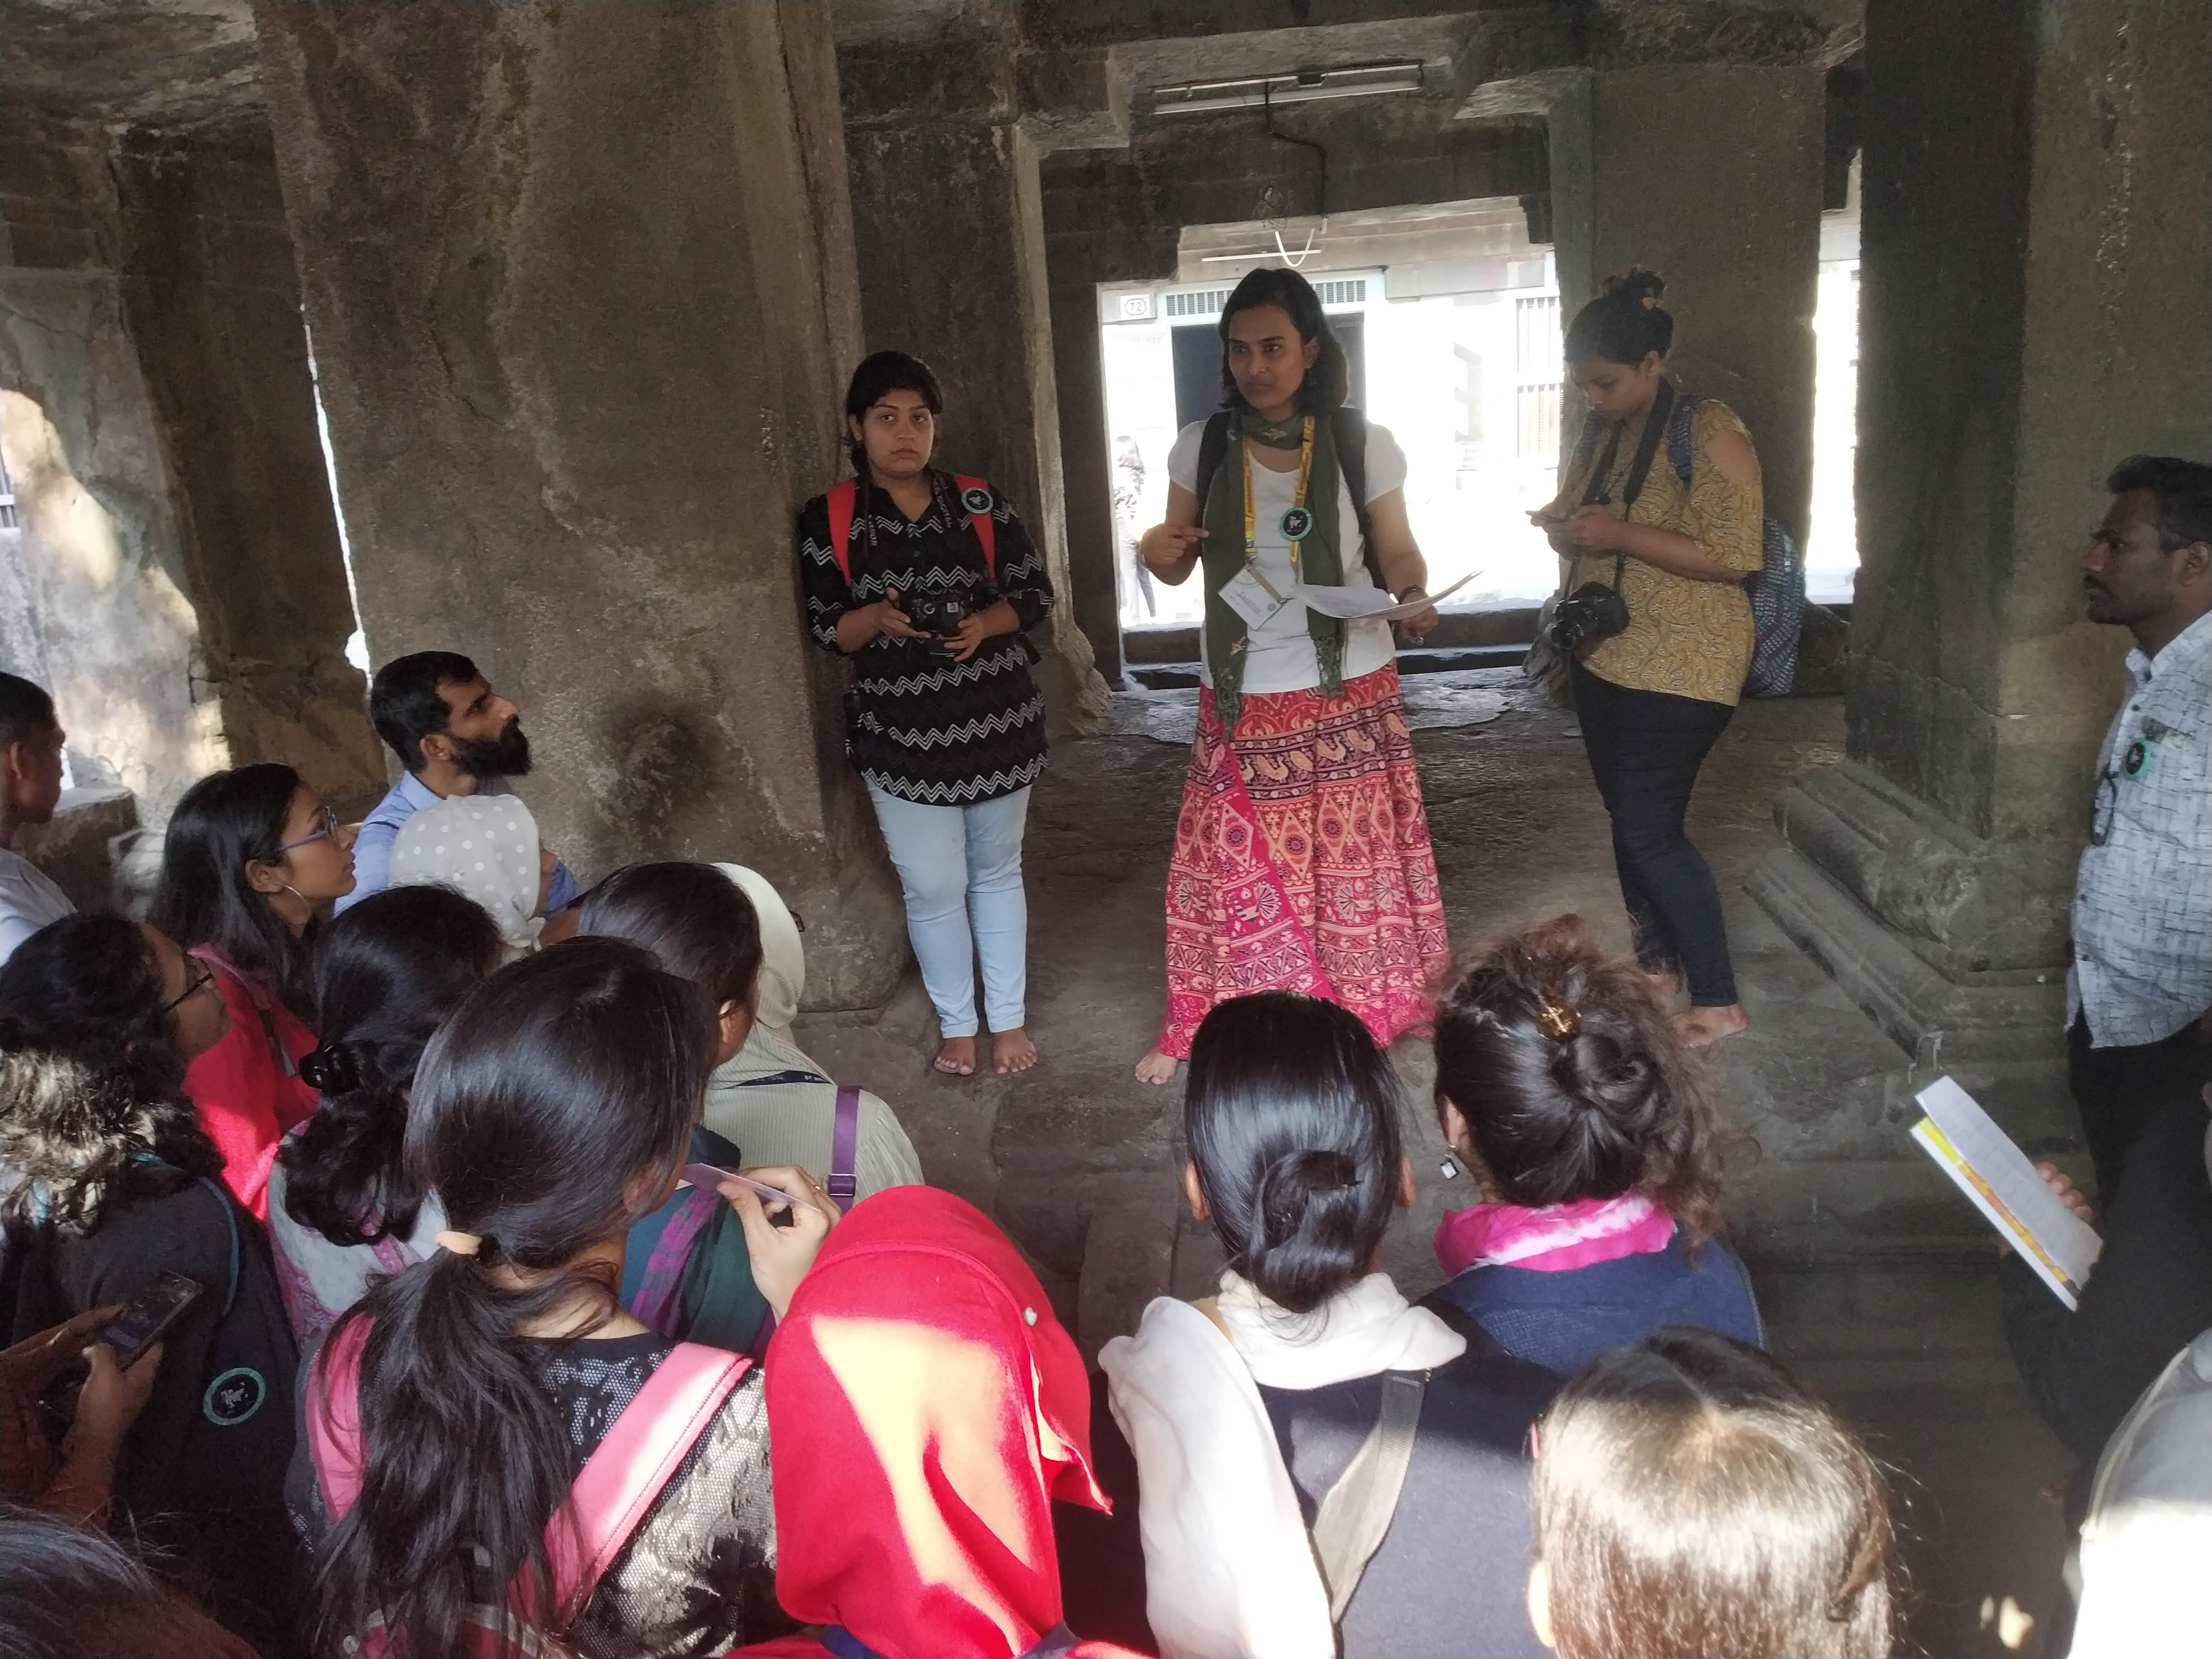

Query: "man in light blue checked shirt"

xmin=2069 ymin=456 xmax=2212 ymax=1204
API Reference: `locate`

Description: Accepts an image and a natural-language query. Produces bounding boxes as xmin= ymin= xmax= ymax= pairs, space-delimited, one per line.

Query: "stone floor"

xmin=796 ymin=670 xmax=2077 ymax=1658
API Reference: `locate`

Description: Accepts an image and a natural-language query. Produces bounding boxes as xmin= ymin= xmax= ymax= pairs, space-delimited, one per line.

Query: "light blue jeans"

xmin=867 ymin=782 xmax=1031 ymax=1038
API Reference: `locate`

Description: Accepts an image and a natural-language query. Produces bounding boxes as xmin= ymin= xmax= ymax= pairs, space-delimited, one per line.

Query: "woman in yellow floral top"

xmin=1535 ymin=270 xmax=1762 ymax=1046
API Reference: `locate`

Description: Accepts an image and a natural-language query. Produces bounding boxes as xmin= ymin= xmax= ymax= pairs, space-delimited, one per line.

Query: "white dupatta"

xmin=1100 ymin=1271 xmax=1465 ymax=1659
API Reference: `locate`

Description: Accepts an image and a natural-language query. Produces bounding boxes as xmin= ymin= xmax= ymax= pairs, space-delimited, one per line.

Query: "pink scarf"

xmin=1434 ymin=1192 xmax=1676 ymax=1279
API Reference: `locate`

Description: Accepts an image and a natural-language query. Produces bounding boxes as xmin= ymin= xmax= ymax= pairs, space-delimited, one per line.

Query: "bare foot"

xmin=993 ymin=1029 xmax=1038 ymax=1075
xmin=1134 ymin=1048 xmax=1180 ymax=1086
xmin=1674 ymin=1004 xmax=1749 ymax=1047
xmin=933 ymin=1036 xmax=977 ymax=1076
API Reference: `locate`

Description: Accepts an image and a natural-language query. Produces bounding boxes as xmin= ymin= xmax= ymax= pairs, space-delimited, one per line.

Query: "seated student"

xmin=148 ymin=762 xmax=357 ymax=1219
xmin=2002 ymin=1090 xmax=2212 ymax=1468
xmin=0 ymin=1503 xmax=254 ymax=1659
xmin=341 ymin=650 xmax=580 ymax=915
xmin=389 ymin=792 xmax=551 ymax=959
xmin=1103 ymin=990 xmax=1558 ymax=1659
xmin=1527 ymin=1329 xmax=1894 ymax=1659
xmin=0 ymin=916 xmax=300 ymax=1651
xmin=293 ymin=938 xmax=836 ymax=1659
xmin=0 ymin=674 xmax=74 ymax=964
xmin=580 ymin=861 xmax=922 ymax=1202
xmin=267 ymin=885 xmax=507 ymax=1348
xmin=728 ymin=1187 xmax=1140 ymax=1659
xmin=1424 ymin=915 xmax=1762 ymax=1374
xmin=2067 ymin=1319 xmax=2212 ymax=1659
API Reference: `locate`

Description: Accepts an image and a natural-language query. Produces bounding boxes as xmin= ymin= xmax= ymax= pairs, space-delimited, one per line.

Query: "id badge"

xmin=1220 ymin=565 xmax=1293 ymax=630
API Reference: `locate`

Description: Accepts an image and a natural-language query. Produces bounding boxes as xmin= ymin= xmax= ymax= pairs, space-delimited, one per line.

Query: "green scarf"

xmin=1199 ymin=410 xmax=1348 ymax=729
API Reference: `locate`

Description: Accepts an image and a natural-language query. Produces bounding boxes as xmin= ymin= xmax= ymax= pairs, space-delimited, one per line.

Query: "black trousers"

xmin=2068 ymin=1013 xmax=2212 ymax=1207
xmin=1572 ymin=662 xmax=1739 ymax=1006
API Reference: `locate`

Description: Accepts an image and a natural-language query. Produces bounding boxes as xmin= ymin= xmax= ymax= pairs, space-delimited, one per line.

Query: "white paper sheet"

xmin=1291 ymin=570 xmax=1476 ymax=622
xmin=1911 ymin=1075 xmax=2103 ymax=1307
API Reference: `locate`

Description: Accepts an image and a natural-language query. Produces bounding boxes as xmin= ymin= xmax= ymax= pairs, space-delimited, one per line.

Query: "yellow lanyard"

xmin=1241 ymin=418 xmax=1317 ymax=591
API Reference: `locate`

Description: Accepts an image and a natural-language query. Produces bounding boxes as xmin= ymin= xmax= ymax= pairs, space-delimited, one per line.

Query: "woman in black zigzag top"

xmin=797 ymin=351 xmax=1055 ymax=1079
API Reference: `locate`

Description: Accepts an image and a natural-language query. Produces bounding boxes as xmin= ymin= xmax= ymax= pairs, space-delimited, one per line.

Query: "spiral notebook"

xmin=1910 ymin=1076 xmax=2103 ymax=1309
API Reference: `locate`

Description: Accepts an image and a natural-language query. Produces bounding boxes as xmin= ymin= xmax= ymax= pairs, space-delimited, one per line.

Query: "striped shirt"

xmin=799 ymin=472 xmax=1052 ymax=806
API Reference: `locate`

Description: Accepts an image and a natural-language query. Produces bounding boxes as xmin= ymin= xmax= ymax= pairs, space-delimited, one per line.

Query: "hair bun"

xmin=1604 ymin=267 xmax=1667 ymax=307
xmin=300 ymin=1042 xmax=362 ymax=1094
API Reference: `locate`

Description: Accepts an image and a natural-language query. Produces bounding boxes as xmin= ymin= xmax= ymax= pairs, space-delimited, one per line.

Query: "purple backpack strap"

xmin=631 ymin=1187 xmax=719 ymax=1337
xmin=828 ymin=1086 xmax=861 ymax=1210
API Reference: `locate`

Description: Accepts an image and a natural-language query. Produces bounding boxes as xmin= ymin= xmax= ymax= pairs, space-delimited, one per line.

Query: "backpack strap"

xmin=1665 ymin=391 xmax=1700 ymax=487
xmin=1328 ymin=406 xmax=1388 ymax=591
xmin=827 ymin=478 xmax=859 ymax=587
xmin=828 ymin=1086 xmax=862 ymax=1210
xmin=195 ymin=1177 xmax=242 ymax=1319
xmin=1310 ymin=1369 xmax=1428 ymax=1624
xmin=629 ymin=1186 xmax=721 ymax=1338
xmin=550 ymin=1342 xmax=750 ymax=1609
xmin=952 ymin=474 xmax=999 ymax=580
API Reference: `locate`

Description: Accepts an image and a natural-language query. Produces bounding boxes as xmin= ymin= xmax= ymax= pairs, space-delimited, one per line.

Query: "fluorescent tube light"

xmin=1151 ymin=60 xmax=1425 ymax=117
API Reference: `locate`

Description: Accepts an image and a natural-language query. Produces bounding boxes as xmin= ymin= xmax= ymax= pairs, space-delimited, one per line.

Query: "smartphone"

xmin=680 ymin=1163 xmax=825 ymax=1218
xmin=35 ymin=1272 xmax=205 ymax=1437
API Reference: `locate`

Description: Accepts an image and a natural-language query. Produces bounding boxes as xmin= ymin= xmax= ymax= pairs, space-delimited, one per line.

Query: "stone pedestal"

xmin=839 ymin=18 xmax=1110 ymax=735
xmin=1749 ymin=0 xmax=2212 ymax=1126
xmin=1548 ymin=62 xmax=1827 ymax=547
xmin=253 ymin=1 xmax=910 ymax=1007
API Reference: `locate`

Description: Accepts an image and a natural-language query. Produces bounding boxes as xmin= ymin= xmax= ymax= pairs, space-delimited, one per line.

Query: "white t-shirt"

xmin=0 ymin=846 xmax=74 ymax=964
xmin=1167 ymin=416 xmax=1409 ymax=695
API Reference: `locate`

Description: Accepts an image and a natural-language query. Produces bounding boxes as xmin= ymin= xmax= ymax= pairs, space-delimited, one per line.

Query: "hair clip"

xmin=1533 ymin=994 xmax=1579 ymax=1042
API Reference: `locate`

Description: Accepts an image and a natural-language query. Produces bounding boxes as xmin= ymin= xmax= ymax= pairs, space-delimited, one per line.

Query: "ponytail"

xmin=281 ymin=886 xmax=504 ymax=1249
xmin=1432 ymin=914 xmax=1734 ymax=1243
xmin=1185 ymin=992 xmax=1404 ymax=1316
xmin=306 ymin=938 xmax=713 ymax=1657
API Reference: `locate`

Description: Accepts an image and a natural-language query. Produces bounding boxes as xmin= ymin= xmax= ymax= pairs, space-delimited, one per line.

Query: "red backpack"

xmin=825 ymin=476 xmax=998 ymax=585
xmin=306 ymin=1321 xmax=750 ymax=1657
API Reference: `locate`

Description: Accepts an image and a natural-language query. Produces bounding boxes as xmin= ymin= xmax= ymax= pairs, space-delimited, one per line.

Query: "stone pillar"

xmin=839 ymin=18 xmax=1110 ymax=732
xmin=253 ymin=1 xmax=910 ymax=1006
xmin=1550 ymin=64 xmax=1827 ymax=547
xmin=0 ymin=108 xmax=379 ymax=818
xmin=112 ymin=123 xmax=385 ymax=815
xmin=1748 ymin=0 xmax=2212 ymax=1121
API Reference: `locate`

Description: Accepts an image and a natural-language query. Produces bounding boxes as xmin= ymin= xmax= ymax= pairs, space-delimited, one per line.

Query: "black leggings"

xmin=1572 ymin=663 xmax=1739 ymax=1006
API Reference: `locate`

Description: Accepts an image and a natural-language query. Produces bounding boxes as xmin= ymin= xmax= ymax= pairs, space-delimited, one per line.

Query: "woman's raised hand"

xmin=721 ymin=1165 xmax=840 ymax=1319
xmin=1139 ymin=523 xmax=1208 ymax=577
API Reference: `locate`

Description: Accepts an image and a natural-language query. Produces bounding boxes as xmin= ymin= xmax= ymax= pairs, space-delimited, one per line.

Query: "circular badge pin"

xmin=1279 ymin=505 xmax=1314 ymax=542
xmin=959 ymin=486 xmax=994 ymax=515
xmin=2124 ymin=738 xmax=2148 ymax=778
xmin=203 ymin=1365 xmax=268 ymax=1427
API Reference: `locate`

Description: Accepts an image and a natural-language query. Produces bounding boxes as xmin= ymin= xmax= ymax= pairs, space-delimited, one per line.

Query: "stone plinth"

xmin=1751 ymin=0 xmax=2212 ymax=1120
xmin=253 ymin=1 xmax=910 ymax=1007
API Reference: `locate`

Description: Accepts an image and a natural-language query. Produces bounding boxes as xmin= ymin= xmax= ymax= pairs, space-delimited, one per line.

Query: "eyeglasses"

xmin=278 ymin=806 xmax=341 ymax=853
xmin=164 ymin=962 xmax=216 ymax=1014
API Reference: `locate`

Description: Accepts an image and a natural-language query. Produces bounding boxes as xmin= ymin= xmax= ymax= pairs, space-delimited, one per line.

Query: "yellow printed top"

xmin=1545 ymin=397 xmax=1764 ymax=707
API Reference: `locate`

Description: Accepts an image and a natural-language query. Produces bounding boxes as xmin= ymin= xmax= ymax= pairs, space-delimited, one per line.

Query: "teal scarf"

xmin=1199 ymin=410 xmax=1349 ymax=729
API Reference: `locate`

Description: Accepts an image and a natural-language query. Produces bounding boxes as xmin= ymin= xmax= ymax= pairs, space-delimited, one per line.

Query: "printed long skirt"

xmin=1156 ymin=664 xmax=1451 ymax=1059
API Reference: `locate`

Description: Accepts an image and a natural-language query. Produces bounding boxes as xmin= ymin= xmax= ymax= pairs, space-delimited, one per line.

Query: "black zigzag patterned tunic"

xmin=799 ymin=472 xmax=1052 ymax=806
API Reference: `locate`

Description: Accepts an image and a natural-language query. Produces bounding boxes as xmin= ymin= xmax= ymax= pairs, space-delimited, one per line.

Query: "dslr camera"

xmin=1544 ymin=580 xmax=1630 ymax=653
xmin=903 ymin=593 xmax=971 ymax=656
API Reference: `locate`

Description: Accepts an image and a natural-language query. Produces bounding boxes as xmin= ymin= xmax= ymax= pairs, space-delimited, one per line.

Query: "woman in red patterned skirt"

xmin=1134 ymin=268 xmax=1449 ymax=1084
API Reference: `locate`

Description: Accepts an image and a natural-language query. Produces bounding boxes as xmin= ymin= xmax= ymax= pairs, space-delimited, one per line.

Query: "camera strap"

xmin=1581 ymin=378 xmax=1676 ymax=592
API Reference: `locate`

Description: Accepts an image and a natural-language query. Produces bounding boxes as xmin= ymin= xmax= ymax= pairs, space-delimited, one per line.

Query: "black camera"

xmin=1545 ymin=580 xmax=1630 ymax=654
xmin=904 ymin=594 xmax=970 ymax=655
